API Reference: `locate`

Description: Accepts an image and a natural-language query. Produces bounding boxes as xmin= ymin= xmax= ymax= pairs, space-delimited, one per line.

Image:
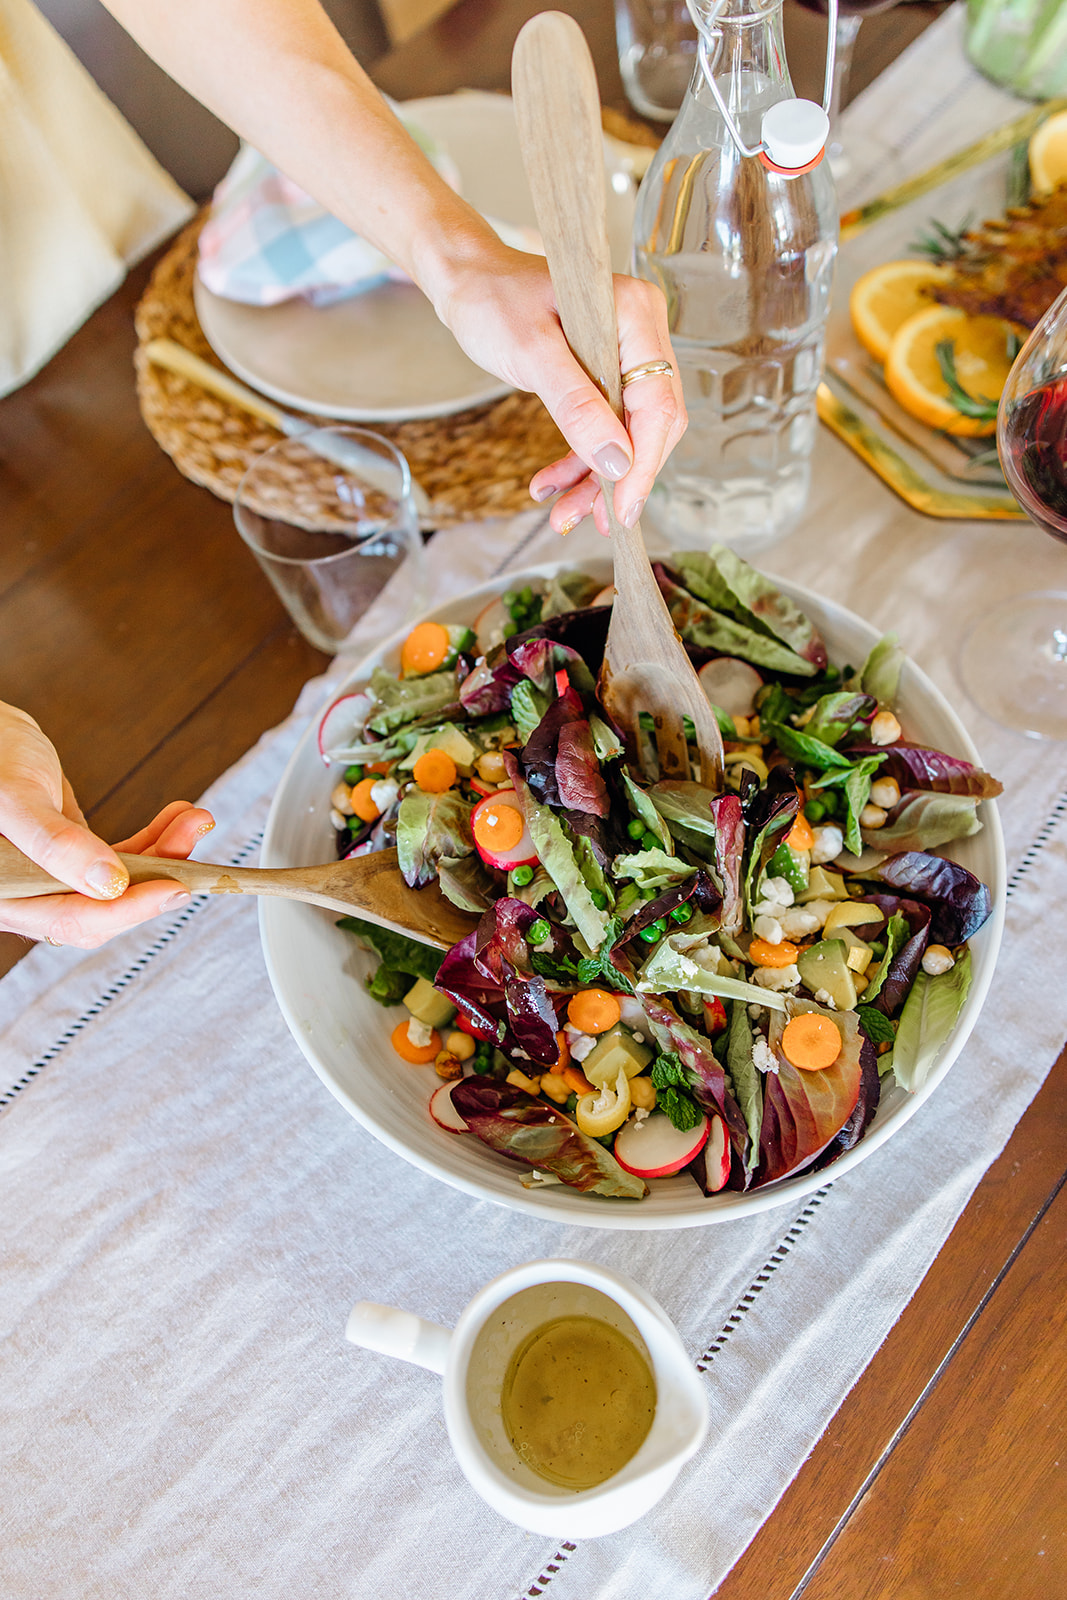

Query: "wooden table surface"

xmin=1 ymin=2 xmax=1064 ymax=1594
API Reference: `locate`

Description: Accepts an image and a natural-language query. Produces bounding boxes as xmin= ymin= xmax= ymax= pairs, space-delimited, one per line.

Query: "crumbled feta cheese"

xmin=406 ymin=1017 xmax=434 ymax=1048
xmin=813 ymin=988 xmax=837 ymax=1010
xmin=752 ymin=914 xmax=784 ymax=944
xmin=632 ymin=1031 xmax=645 ymax=1044
xmin=569 ymin=1033 xmax=598 ymax=1062
xmin=748 ymin=1003 xmax=763 ymax=1019
xmin=370 ymin=778 xmax=399 ymax=813
xmin=752 ymin=964 xmax=800 ymax=992
xmin=810 ymin=824 xmax=844 ymax=864
xmin=777 ymin=903 xmax=825 ymax=940
xmin=752 ymin=1036 xmax=779 ymax=1076
xmin=759 ymin=875 xmax=795 ymax=908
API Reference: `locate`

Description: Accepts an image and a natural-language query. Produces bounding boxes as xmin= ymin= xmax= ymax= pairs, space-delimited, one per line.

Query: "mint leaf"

xmin=857 ymin=1004 xmax=896 ymax=1045
xmin=656 ymin=1084 xmax=703 ymax=1132
xmin=650 ymin=1052 xmax=688 ymax=1089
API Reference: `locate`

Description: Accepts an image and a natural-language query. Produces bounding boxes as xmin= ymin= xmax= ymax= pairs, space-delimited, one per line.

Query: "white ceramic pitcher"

xmin=345 ymin=1258 xmax=708 ymax=1538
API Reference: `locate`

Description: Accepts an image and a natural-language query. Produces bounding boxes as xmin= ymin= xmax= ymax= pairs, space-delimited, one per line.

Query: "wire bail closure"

xmin=693 ymin=0 xmax=838 ymax=172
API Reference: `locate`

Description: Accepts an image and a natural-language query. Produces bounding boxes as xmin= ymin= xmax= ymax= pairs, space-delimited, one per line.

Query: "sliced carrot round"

xmin=401 ymin=621 xmax=450 ymax=675
xmin=473 ymin=799 xmax=524 ymax=854
xmin=781 ymin=1012 xmax=842 ymax=1072
xmin=390 ymin=1021 xmax=442 ymax=1064
xmin=567 ymin=988 xmax=622 ymax=1034
xmin=413 ymin=749 xmax=458 ymax=793
xmin=785 ymin=812 xmax=815 ymax=851
xmin=749 ymin=937 xmax=800 ymax=968
xmin=352 ymin=776 xmax=382 ymax=823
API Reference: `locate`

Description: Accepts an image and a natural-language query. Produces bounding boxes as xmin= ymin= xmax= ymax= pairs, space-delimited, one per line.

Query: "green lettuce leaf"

xmin=367 ymin=667 xmax=458 ymax=735
xmin=675 ymin=546 xmax=826 ymax=672
xmin=891 ymin=949 xmax=972 ymax=1092
xmin=336 ymin=915 xmax=443 ymax=983
xmin=622 ymin=771 xmax=673 ymax=852
xmin=724 ymin=1001 xmax=763 ymax=1169
xmin=860 ymin=633 xmax=904 ymax=707
xmin=510 ymin=678 xmax=550 ymax=743
xmin=613 ymin=847 xmax=696 ymax=892
xmin=509 ymin=771 xmax=609 ymax=950
xmin=862 ymin=910 xmax=909 ymax=1004
xmin=637 ymin=939 xmax=789 ymax=1011
xmin=813 ymin=753 xmax=887 ymax=854
xmin=396 ymin=789 xmax=474 ymax=888
xmin=862 ymin=793 xmax=982 ymax=853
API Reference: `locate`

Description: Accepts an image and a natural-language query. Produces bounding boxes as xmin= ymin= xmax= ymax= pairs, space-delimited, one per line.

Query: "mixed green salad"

xmin=319 ymin=547 xmax=1000 ymax=1202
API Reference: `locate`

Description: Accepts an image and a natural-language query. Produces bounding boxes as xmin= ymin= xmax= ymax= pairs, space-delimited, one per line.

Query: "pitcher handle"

xmin=346 ymin=1302 xmax=452 ymax=1375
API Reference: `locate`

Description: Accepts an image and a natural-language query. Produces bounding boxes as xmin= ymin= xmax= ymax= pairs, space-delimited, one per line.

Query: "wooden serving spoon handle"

xmin=0 ymin=838 xmax=478 ymax=951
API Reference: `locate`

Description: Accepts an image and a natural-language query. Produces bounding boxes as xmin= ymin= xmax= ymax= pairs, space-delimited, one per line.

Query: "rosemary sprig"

xmin=935 ymin=340 xmax=1000 ymax=423
xmin=911 ymin=215 xmax=974 ymax=263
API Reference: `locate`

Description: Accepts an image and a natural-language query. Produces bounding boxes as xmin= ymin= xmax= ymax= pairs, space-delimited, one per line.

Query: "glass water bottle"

xmin=633 ymin=0 xmax=839 ymax=553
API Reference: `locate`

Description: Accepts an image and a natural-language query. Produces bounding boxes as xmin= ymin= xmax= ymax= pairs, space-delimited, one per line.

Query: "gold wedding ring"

xmin=45 ymin=936 xmax=62 ymax=947
xmin=620 ymin=360 xmax=675 ymax=389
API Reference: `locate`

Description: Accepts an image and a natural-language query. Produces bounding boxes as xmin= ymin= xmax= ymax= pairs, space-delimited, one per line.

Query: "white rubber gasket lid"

xmin=760 ymin=98 xmax=829 ymax=170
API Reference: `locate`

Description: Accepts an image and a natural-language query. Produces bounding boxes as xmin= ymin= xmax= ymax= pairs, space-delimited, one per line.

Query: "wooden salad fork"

xmin=0 ymin=838 xmax=479 ymax=951
xmin=511 ymin=10 xmax=724 ymax=790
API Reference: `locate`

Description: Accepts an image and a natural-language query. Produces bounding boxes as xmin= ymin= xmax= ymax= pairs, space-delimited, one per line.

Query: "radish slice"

xmin=614 ymin=1110 xmax=708 ymax=1178
xmin=697 ymin=658 xmax=764 ymax=719
xmin=471 ymin=788 xmax=538 ymax=871
xmin=473 ymin=596 xmax=512 ymax=655
xmin=704 ymin=1113 xmax=731 ymax=1192
xmin=429 ymin=1081 xmax=469 ymax=1133
xmin=317 ymin=690 xmax=373 ymax=764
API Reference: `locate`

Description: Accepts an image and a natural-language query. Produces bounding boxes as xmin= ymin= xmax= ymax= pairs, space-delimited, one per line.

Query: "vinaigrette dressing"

xmin=500 ymin=1314 xmax=657 ymax=1490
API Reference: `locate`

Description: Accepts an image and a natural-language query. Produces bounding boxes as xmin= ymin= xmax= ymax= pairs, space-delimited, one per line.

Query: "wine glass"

xmin=958 ymin=284 xmax=1067 ymax=741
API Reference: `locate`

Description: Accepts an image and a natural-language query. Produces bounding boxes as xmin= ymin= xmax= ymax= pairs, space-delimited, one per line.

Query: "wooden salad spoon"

xmin=511 ymin=10 xmax=724 ymax=790
xmin=0 ymin=838 xmax=479 ymax=951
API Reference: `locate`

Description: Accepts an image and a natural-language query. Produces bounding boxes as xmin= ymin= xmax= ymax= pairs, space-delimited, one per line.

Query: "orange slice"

xmin=848 ymin=259 xmax=953 ymax=363
xmin=884 ymin=306 xmax=1016 ymax=437
xmin=1029 ymin=108 xmax=1067 ymax=196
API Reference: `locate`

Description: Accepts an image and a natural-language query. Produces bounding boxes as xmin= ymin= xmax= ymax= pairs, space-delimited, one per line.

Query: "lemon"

xmin=1029 ymin=108 xmax=1067 ymax=196
xmin=884 ymin=305 xmax=1016 ymax=437
xmin=848 ymin=259 xmax=953 ymax=363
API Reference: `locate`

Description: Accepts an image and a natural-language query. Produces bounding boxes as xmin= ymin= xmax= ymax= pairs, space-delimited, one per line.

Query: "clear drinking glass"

xmin=958 ymin=285 xmax=1067 ymax=740
xmin=616 ymin=0 xmax=699 ymax=121
xmin=234 ymin=426 xmax=425 ymax=655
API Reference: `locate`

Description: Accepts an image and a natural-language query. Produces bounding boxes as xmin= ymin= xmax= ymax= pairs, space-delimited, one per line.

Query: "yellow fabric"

xmin=0 ymin=0 xmax=194 ymax=396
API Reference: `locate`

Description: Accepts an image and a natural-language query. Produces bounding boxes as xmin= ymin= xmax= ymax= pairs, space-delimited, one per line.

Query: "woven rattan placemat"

xmin=134 ymin=211 xmax=570 ymax=529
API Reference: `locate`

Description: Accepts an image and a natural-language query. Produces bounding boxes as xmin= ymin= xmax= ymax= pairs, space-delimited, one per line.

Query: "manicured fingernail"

xmin=592 ymin=443 xmax=631 ymax=481
xmin=162 ymin=891 xmax=192 ymax=911
xmin=558 ymin=513 xmax=582 ymax=536
xmin=623 ymin=498 xmax=645 ymax=528
xmin=85 ymin=861 xmax=128 ymax=899
xmin=195 ymin=821 xmax=215 ymax=837
xmin=532 ymin=483 xmax=557 ymax=503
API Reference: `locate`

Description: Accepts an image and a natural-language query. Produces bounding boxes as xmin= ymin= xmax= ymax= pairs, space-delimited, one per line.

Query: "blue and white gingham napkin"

xmin=197 ymin=107 xmax=539 ymax=308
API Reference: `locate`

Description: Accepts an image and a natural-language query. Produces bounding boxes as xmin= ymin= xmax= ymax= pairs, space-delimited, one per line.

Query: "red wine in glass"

xmin=998 ymin=376 xmax=1067 ymax=540
xmin=959 ymin=287 xmax=1067 ymax=740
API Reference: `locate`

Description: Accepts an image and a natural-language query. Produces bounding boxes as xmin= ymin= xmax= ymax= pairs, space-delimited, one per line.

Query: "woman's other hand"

xmin=0 ymin=702 xmax=214 ymax=949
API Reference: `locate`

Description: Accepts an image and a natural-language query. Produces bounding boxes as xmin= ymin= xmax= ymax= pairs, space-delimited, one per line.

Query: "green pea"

xmin=343 ymin=764 xmax=364 ymax=785
xmin=501 ymin=620 xmax=518 ymax=639
xmin=627 ymin=816 xmax=646 ymax=840
xmin=346 ymin=816 xmax=364 ymax=832
xmin=519 ymin=586 xmax=534 ymax=606
xmin=804 ymin=799 xmax=826 ymax=823
xmin=502 ymin=591 xmax=517 ymax=609
xmin=510 ymin=864 xmax=534 ymax=888
xmin=820 ymin=789 xmax=839 ymax=816
xmin=638 ymin=924 xmax=662 ymax=943
xmin=528 ymin=918 xmax=551 ymax=945
xmin=670 ymin=902 xmax=693 ymax=923
xmin=641 ymin=832 xmax=661 ymax=853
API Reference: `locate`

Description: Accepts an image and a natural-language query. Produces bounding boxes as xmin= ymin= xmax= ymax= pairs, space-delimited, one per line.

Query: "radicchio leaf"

xmin=755 ymin=1005 xmax=863 ymax=1185
xmin=450 ymin=1078 xmax=647 ymax=1198
xmin=458 ymin=651 xmax=522 ymax=717
xmin=809 ymin=1033 xmax=881 ymax=1170
xmin=846 ymin=741 xmax=1003 ymax=800
xmin=507 ymin=604 xmax=612 ymax=677
xmin=860 ymin=895 xmax=932 ymax=1015
xmin=556 ymin=719 xmax=609 ymax=816
xmin=709 ymin=793 xmax=745 ymax=934
xmin=863 ymin=851 xmax=993 ymax=943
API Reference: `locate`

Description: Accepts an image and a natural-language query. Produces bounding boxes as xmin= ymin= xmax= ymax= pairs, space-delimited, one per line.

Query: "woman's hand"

xmin=0 ymin=702 xmax=215 ymax=949
xmin=437 ymin=241 xmax=686 ymax=537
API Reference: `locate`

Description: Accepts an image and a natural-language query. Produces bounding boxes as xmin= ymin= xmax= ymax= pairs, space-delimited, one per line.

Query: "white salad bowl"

xmin=260 ymin=560 xmax=1005 ymax=1229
